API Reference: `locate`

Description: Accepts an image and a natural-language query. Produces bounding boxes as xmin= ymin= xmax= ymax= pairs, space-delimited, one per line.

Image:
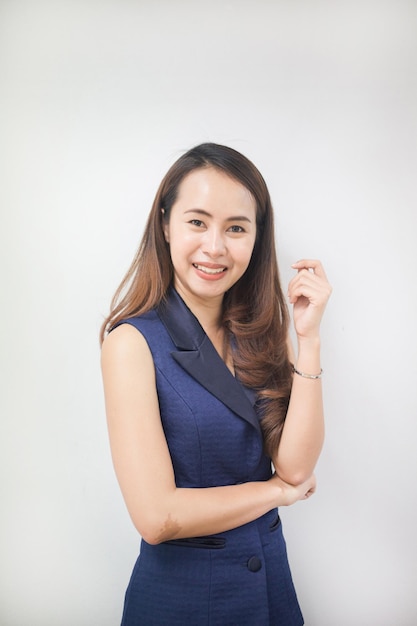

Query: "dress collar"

xmin=157 ymin=288 xmax=260 ymax=433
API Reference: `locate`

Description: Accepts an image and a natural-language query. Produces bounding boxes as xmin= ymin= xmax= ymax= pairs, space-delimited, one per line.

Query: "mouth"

xmin=192 ymin=263 xmax=227 ymax=275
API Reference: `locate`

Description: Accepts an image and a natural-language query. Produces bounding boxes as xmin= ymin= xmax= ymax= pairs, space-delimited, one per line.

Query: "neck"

xmin=174 ymin=285 xmax=223 ymax=335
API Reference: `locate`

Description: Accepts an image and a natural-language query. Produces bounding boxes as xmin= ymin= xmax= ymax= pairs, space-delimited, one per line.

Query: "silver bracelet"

xmin=292 ymin=365 xmax=323 ymax=380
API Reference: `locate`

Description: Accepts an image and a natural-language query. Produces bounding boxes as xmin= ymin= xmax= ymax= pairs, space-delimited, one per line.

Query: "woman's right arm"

xmin=101 ymin=324 xmax=315 ymax=545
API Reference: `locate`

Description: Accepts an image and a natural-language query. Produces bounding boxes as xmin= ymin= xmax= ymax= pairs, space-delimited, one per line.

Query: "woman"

xmin=100 ymin=143 xmax=331 ymax=625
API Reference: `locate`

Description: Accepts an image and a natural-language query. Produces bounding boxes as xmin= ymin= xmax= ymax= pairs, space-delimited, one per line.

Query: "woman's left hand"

xmin=287 ymin=259 xmax=332 ymax=340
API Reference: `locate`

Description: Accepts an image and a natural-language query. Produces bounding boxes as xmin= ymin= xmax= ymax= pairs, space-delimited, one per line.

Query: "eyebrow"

xmin=184 ymin=209 xmax=252 ymax=222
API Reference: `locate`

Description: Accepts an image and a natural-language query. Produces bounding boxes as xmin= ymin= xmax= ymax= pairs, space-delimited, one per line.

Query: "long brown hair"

xmin=100 ymin=143 xmax=293 ymax=457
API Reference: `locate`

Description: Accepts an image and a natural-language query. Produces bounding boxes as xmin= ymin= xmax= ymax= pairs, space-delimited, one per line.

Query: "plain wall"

xmin=1 ymin=1 xmax=416 ymax=624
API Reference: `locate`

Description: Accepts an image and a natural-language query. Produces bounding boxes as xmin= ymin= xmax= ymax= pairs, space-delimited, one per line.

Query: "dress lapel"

xmin=157 ymin=289 xmax=261 ymax=434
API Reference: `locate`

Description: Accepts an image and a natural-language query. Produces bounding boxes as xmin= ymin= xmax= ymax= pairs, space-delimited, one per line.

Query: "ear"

xmin=161 ymin=209 xmax=169 ymax=242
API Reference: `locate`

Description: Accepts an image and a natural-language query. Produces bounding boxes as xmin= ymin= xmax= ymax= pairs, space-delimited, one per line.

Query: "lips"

xmin=192 ymin=263 xmax=227 ymax=275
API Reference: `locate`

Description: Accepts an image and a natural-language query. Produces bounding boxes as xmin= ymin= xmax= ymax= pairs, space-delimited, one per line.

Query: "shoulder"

xmin=113 ymin=309 xmax=160 ymax=332
xmin=101 ymin=324 xmax=159 ymax=419
xmin=102 ymin=309 xmax=161 ymax=354
xmin=101 ymin=322 xmax=154 ymax=380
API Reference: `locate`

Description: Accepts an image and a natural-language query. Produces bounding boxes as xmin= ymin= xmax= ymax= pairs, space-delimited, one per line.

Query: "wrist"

xmin=296 ymin=335 xmax=321 ymax=353
xmin=292 ymin=364 xmax=322 ymax=380
xmin=269 ymin=474 xmax=291 ymax=507
xmin=294 ymin=337 xmax=321 ymax=377
xmin=297 ymin=335 xmax=320 ymax=350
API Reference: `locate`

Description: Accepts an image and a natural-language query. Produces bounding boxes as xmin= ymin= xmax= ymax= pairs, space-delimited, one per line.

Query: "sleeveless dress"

xmin=116 ymin=288 xmax=304 ymax=626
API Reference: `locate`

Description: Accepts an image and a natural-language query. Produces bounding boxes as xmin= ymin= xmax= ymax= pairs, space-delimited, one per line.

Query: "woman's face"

xmin=164 ymin=167 xmax=257 ymax=309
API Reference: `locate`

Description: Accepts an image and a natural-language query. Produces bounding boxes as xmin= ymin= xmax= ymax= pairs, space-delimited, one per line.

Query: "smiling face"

xmin=163 ymin=167 xmax=257 ymax=311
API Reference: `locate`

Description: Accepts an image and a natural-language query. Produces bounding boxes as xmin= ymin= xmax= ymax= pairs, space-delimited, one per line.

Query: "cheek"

xmin=170 ymin=227 xmax=199 ymax=252
xmin=235 ymin=238 xmax=256 ymax=266
xmin=167 ymin=231 xmax=196 ymax=267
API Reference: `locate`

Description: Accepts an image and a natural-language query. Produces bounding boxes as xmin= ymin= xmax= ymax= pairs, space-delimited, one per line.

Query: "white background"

xmin=1 ymin=1 xmax=416 ymax=624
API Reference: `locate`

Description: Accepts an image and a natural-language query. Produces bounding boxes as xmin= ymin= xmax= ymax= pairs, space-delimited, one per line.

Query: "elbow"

xmin=290 ymin=473 xmax=313 ymax=487
xmin=131 ymin=511 xmax=180 ymax=546
xmin=139 ymin=529 xmax=163 ymax=546
xmin=134 ymin=523 xmax=165 ymax=546
xmin=135 ymin=518 xmax=158 ymax=545
xmin=276 ymin=468 xmax=314 ymax=487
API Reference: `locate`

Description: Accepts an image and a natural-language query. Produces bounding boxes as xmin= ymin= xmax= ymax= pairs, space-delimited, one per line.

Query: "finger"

xmin=288 ymin=269 xmax=329 ymax=294
xmin=288 ymin=279 xmax=329 ymax=305
xmin=288 ymin=271 xmax=331 ymax=304
xmin=289 ymin=269 xmax=326 ymax=291
xmin=303 ymin=488 xmax=315 ymax=500
xmin=303 ymin=480 xmax=316 ymax=498
xmin=291 ymin=259 xmax=328 ymax=280
xmin=289 ymin=289 xmax=327 ymax=308
xmin=289 ymin=280 xmax=328 ymax=301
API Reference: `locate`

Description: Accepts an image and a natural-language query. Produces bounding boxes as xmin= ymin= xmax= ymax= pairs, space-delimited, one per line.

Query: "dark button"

xmin=247 ymin=556 xmax=262 ymax=572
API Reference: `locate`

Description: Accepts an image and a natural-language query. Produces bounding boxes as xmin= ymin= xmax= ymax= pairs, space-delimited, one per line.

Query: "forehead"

xmin=175 ymin=168 xmax=256 ymax=214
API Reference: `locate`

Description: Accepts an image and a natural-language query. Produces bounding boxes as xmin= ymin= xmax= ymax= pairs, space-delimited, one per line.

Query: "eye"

xmin=228 ymin=225 xmax=245 ymax=233
xmin=189 ymin=219 xmax=204 ymax=227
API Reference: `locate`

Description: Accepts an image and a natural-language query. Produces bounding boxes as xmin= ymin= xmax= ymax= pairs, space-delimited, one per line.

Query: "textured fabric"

xmin=117 ymin=289 xmax=304 ymax=626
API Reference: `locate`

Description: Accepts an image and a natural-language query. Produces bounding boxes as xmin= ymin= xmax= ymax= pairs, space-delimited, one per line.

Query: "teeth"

xmin=193 ymin=264 xmax=226 ymax=275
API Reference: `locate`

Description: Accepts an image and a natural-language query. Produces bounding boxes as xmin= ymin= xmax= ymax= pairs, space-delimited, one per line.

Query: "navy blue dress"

xmin=117 ymin=288 xmax=304 ymax=625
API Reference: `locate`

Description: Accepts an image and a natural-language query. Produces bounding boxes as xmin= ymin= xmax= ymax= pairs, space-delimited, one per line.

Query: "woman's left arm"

xmin=272 ymin=259 xmax=332 ymax=485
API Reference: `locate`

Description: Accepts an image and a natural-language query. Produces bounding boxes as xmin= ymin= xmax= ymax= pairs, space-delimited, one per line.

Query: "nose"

xmin=202 ymin=227 xmax=226 ymax=257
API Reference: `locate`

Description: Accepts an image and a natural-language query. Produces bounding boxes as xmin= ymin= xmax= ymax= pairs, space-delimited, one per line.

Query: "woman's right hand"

xmin=270 ymin=472 xmax=317 ymax=506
